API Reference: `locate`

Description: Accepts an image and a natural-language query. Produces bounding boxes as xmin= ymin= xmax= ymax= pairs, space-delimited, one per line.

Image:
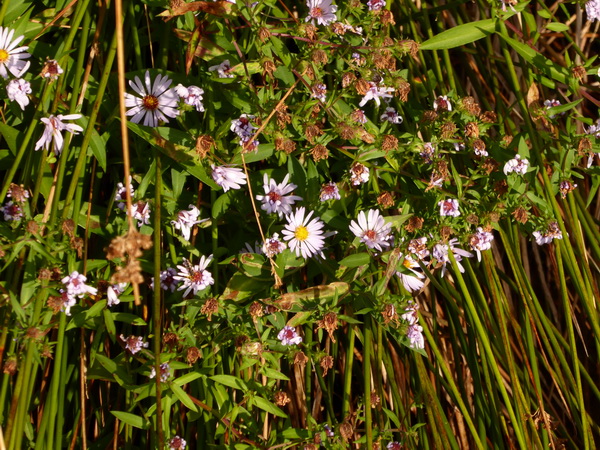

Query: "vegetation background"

xmin=0 ymin=0 xmax=599 ymax=448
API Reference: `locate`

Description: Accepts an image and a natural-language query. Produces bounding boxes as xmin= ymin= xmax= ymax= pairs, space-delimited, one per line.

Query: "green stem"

xmin=153 ymin=149 xmax=164 ymax=449
xmin=363 ymin=317 xmax=373 ymax=449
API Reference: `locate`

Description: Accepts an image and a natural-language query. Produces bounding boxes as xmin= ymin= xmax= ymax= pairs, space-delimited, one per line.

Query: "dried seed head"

xmin=300 ymin=23 xmax=317 ymax=41
xmin=304 ymin=124 xmax=323 ymax=144
xmin=404 ymin=216 xmax=424 ymax=233
xmin=494 ymin=179 xmax=509 ymax=196
xmin=502 ymin=135 xmax=513 ymax=146
xmin=460 ymin=96 xmax=482 ymax=116
xmin=163 ymin=332 xmax=179 ymax=347
xmin=310 ymin=144 xmax=329 ymax=162
xmin=473 ymin=139 xmax=486 ymax=155
xmin=512 ymin=207 xmax=529 ymax=224
xmin=342 ymin=72 xmax=356 ymax=88
xmin=377 ymin=191 xmax=394 ymax=208
xmin=466 ymin=213 xmax=479 ymax=225
xmin=489 ymin=211 xmax=500 ymax=223
xmin=331 ymin=22 xmax=348 ymax=35
xmin=382 ymin=135 xmax=399 ymax=152
xmin=249 ymin=301 xmax=264 ymax=321
xmin=274 ymin=391 xmax=291 ymax=406
xmin=201 ymin=297 xmax=219 ymax=321
xmin=305 ymin=65 xmax=316 ymax=81
xmin=357 ymin=128 xmax=375 ymax=143
xmin=294 ymin=351 xmax=308 ymax=367
xmin=47 ymin=295 xmax=64 ymax=314
xmin=317 ymin=312 xmax=339 ymax=342
xmin=263 ymin=59 xmax=276 ymax=76
xmin=196 ymin=135 xmax=215 ymax=158
xmin=440 ymin=121 xmax=457 ymax=139
xmin=465 ymin=122 xmax=480 ymax=138
xmin=186 ymin=346 xmax=201 ymax=365
xmin=242 ymin=341 xmax=263 ymax=357
xmin=258 ymin=27 xmax=271 ymax=42
xmin=38 ymin=268 xmax=53 ymax=281
xmin=8 ymin=184 xmax=28 ymax=202
xmin=338 ymin=122 xmax=356 ymax=140
xmin=572 ymin=65 xmax=586 ymax=80
xmin=395 ymin=78 xmax=411 ymax=102
xmin=355 ymin=78 xmax=371 ymax=96
xmin=422 ymin=110 xmax=438 ymax=123
xmin=480 ymin=111 xmax=497 ymax=123
xmin=62 ymin=219 xmax=75 ymax=237
xmin=3 ymin=357 xmax=17 ymax=376
xmin=320 ymin=355 xmax=334 ymax=376
xmin=578 ymin=137 xmax=592 ymax=154
xmin=311 ymin=49 xmax=328 ymax=65
xmin=370 ymin=391 xmax=381 ymax=407
xmin=440 ymin=226 xmax=453 ymax=240
xmin=26 ymin=221 xmax=39 ymax=234
xmin=381 ymin=9 xmax=396 ymax=25
xmin=480 ymin=157 xmax=498 ymax=174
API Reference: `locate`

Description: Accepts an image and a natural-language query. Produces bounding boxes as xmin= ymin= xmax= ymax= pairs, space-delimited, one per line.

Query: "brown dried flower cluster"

xmin=106 ymin=229 xmax=153 ymax=285
xmin=317 ymin=312 xmax=339 ymax=342
xmin=200 ymin=297 xmax=219 ymax=321
xmin=404 ymin=216 xmax=424 ymax=232
xmin=377 ymin=191 xmax=394 ymax=208
xmin=320 ymin=355 xmax=334 ymax=376
xmin=310 ymin=144 xmax=329 ymax=161
xmin=196 ymin=135 xmax=214 ymax=158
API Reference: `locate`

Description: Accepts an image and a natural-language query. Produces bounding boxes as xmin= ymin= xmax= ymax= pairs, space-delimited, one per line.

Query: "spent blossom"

xmin=168 ymin=436 xmax=187 ymax=450
xmin=115 ymin=177 xmax=135 ymax=210
xmin=433 ymin=95 xmax=452 ymax=112
xmin=172 ymin=205 xmax=204 ymax=241
xmin=380 ymin=107 xmax=403 ymax=124
xmin=130 ymin=201 xmax=151 ymax=227
xmin=124 ymin=71 xmax=179 ymax=127
xmin=350 ymin=163 xmax=369 ymax=185
xmin=320 ymin=182 xmax=341 ymax=201
xmin=0 ymin=27 xmax=30 ymax=79
xmin=256 ymin=174 xmax=303 ymax=218
xmin=211 ymin=165 xmax=247 ymax=192
xmin=0 ymin=201 xmax=23 ymax=221
xmin=175 ymin=84 xmax=205 ymax=112
xmin=438 ymin=198 xmax=460 ymax=217
xmin=282 ymin=207 xmax=326 ymax=259
xmin=119 ymin=335 xmax=149 ymax=355
xmin=40 ymin=59 xmax=63 ymax=80
xmin=533 ymin=222 xmax=563 ymax=245
xmin=35 ymin=114 xmax=84 ymax=154
xmin=173 ymin=256 xmax=214 ymax=297
xmin=305 ymin=0 xmax=338 ymax=26
xmin=503 ymin=154 xmax=529 ymax=175
xmin=262 ymin=233 xmax=287 ymax=258
xmin=278 ymin=326 xmax=303 ymax=345
xmin=387 ymin=442 xmax=402 ymax=450
xmin=469 ymin=228 xmax=494 ymax=261
xmin=208 ymin=59 xmax=234 ymax=78
xmin=6 ymin=78 xmax=31 ymax=110
xmin=311 ymin=83 xmax=327 ymax=103
xmin=349 ymin=209 xmax=393 ymax=251
xmin=408 ymin=237 xmax=430 ymax=260
xmin=359 ymin=81 xmax=395 ymax=107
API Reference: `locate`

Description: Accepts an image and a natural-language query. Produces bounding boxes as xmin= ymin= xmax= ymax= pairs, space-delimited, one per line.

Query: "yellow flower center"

xmin=0 ymin=49 xmax=9 ymax=63
xmin=142 ymin=94 xmax=159 ymax=110
xmin=294 ymin=226 xmax=309 ymax=241
xmin=403 ymin=259 xmax=413 ymax=269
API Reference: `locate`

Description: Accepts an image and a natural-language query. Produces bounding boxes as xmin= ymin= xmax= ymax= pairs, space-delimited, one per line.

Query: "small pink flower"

xmin=278 ymin=326 xmax=303 ymax=345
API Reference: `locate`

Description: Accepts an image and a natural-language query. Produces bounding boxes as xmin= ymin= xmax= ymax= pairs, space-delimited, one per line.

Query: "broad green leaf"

xmin=546 ymin=23 xmax=569 ymax=32
xmin=111 ymin=312 xmax=147 ymax=326
xmin=111 ymin=411 xmax=150 ymax=429
xmin=420 ymin=19 xmax=496 ymax=50
xmin=339 ymin=253 xmax=371 ymax=268
xmin=210 ymin=374 xmax=248 ymax=391
xmin=170 ymin=383 xmax=198 ymax=412
xmin=252 ymin=396 xmax=287 ymax=417
xmin=174 ymin=372 xmax=204 ymax=386
xmin=261 ymin=367 xmax=290 ymax=381
xmin=0 ymin=122 xmax=22 ymax=155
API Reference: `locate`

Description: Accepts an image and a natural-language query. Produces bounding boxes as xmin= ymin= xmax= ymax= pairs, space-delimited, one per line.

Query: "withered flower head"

xmin=440 ymin=121 xmax=457 ymax=139
xmin=466 ymin=213 xmax=479 ymax=225
xmin=355 ymin=78 xmax=371 ymax=96
xmin=47 ymin=295 xmax=64 ymax=314
xmin=480 ymin=111 xmax=497 ymax=123
xmin=3 ymin=357 xmax=17 ymax=376
xmin=342 ymin=72 xmax=356 ymax=88
xmin=163 ymin=332 xmax=179 ymax=347
xmin=263 ymin=59 xmax=276 ymax=76
xmin=249 ymin=301 xmax=264 ymax=321
xmin=276 ymin=105 xmax=291 ymax=127
xmin=422 ymin=110 xmax=438 ymax=123
xmin=382 ymin=303 xmax=399 ymax=325
xmin=38 ymin=268 xmax=52 ymax=281
xmin=578 ymin=137 xmax=592 ymax=154
xmin=274 ymin=391 xmax=291 ymax=407
xmin=370 ymin=391 xmax=381 ymax=407
xmin=481 ymin=157 xmax=499 ymax=175
xmin=186 ymin=346 xmax=201 ymax=365
xmin=394 ymin=78 xmax=411 ymax=102
xmin=8 ymin=184 xmax=29 ymax=203
xmin=460 ymin=97 xmax=482 ymax=116
xmin=242 ymin=341 xmax=263 ymax=357
xmin=304 ymin=124 xmax=323 ymax=144
xmin=294 ymin=351 xmax=308 ymax=367
xmin=382 ymin=134 xmax=398 ymax=152
xmin=377 ymin=191 xmax=394 ymax=208
xmin=320 ymin=355 xmax=334 ymax=376
xmin=331 ymin=22 xmax=348 ymax=35
xmin=512 ymin=207 xmax=529 ymax=224
xmin=572 ymin=65 xmax=586 ymax=80
xmin=440 ymin=225 xmax=453 ymax=240
xmin=26 ymin=221 xmax=39 ymax=234
xmin=338 ymin=122 xmax=356 ymax=140
xmin=62 ymin=219 xmax=75 ymax=237
xmin=494 ymin=179 xmax=509 ymax=196
xmin=196 ymin=135 xmax=215 ymax=158
xmin=357 ymin=128 xmax=375 ymax=143
xmin=317 ymin=312 xmax=339 ymax=342
xmin=465 ymin=122 xmax=480 ymax=138
xmin=310 ymin=144 xmax=329 ymax=162
xmin=258 ymin=27 xmax=271 ymax=42
xmin=381 ymin=9 xmax=396 ymax=25
xmin=404 ymin=216 xmax=424 ymax=233
xmin=275 ymin=137 xmax=296 ymax=154
xmin=40 ymin=59 xmax=63 ymax=80
xmin=311 ymin=49 xmax=328 ymax=65
xmin=201 ymin=297 xmax=219 ymax=321
xmin=339 ymin=422 xmax=353 ymax=441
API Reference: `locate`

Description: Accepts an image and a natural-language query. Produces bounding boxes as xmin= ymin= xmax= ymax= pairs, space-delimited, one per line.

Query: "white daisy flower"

xmin=359 ymin=82 xmax=394 ymax=107
xmin=396 ymin=255 xmax=426 ymax=293
xmin=305 ymin=0 xmax=338 ymax=26
xmin=173 ymin=255 xmax=214 ymax=297
xmin=6 ymin=78 xmax=31 ymax=110
xmin=0 ymin=27 xmax=30 ymax=79
xmin=282 ymin=207 xmax=326 ymax=259
xmin=349 ymin=209 xmax=392 ymax=251
xmin=62 ymin=271 xmax=98 ymax=297
xmin=438 ymin=198 xmax=460 ymax=217
xmin=433 ymin=239 xmax=473 ymax=276
xmin=503 ymin=154 xmax=529 ymax=175
xmin=171 ymin=205 xmax=204 ymax=241
xmin=211 ymin=164 xmax=247 ymax=192
xmin=35 ymin=114 xmax=84 ymax=154
xmin=124 ymin=71 xmax=179 ymax=127
xmin=175 ymin=84 xmax=205 ymax=112
xmin=256 ymin=174 xmax=303 ymax=218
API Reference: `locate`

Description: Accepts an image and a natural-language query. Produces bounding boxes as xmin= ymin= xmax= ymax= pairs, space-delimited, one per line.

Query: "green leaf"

xmin=546 ymin=23 xmax=569 ymax=32
xmin=170 ymin=383 xmax=199 ymax=412
xmin=174 ymin=372 xmax=204 ymax=386
xmin=111 ymin=312 xmax=147 ymax=326
xmin=252 ymin=396 xmax=287 ymax=418
xmin=339 ymin=253 xmax=371 ymax=268
xmin=210 ymin=374 xmax=248 ymax=391
xmin=0 ymin=122 xmax=22 ymax=155
xmin=111 ymin=411 xmax=150 ymax=430
xmin=261 ymin=367 xmax=290 ymax=381
xmin=420 ymin=19 xmax=496 ymax=50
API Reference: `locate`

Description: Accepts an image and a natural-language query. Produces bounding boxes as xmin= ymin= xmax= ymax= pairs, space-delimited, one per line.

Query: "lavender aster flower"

xmin=278 ymin=326 xmax=303 ymax=345
xmin=0 ymin=27 xmax=30 ymax=78
xmin=124 ymin=71 xmax=179 ymax=127
xmin=6 ymin=78 xmax=31 ymax=110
